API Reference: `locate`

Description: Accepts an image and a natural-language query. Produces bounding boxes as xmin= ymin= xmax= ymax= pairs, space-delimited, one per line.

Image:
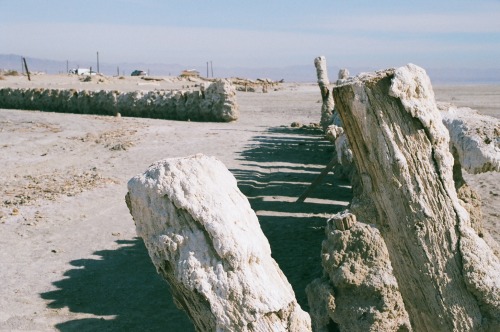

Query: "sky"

xmin=1 ymin=0 xmax=499 ymax=72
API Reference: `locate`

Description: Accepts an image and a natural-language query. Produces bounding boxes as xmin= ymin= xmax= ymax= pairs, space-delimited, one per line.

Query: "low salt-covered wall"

xmin=0 ymin=79 xmax=239 ymax=122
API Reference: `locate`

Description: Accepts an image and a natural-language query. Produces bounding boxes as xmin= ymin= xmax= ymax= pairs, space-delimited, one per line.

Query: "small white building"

xmin=69 ymin=68 xmax=95 ymax=75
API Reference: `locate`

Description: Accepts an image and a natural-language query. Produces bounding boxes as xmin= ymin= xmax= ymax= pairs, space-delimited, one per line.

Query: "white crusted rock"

xmin=324 ymin=122 xmax=354 ymax=183
xmin=337 ymin=68 xmax=350 ymax=84
xmin=338 ymin=68 xmax=349 ymax=80
xmin=324 ymin=124 xmax=354 ymax=181
xmin=441 ymin=106 xmax=500 ymax=173
xmin=126 ymin=154 xmax=311 ymax=332
xmin=200 ymin=79 xmax=239 ymax=122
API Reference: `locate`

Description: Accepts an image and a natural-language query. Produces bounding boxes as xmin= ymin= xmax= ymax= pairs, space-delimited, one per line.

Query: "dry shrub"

xmin=3 ymin=70 xmax=19 ymax=76
xmin=80 ymin=75 xmax=92 ymax=82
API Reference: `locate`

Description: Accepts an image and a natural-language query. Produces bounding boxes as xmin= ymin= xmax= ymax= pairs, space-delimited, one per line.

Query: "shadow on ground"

xmin=41 ymin=239 xmax=194 ymax=331
xmin=232 ymin=125 xmax=352 ymax=311
xmin=41 ymin=125 xmax=351 ymax=331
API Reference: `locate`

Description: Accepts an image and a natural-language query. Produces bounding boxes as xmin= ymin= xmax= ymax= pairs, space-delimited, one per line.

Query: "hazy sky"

xmin=1 ymin=0 xmax=499 ymax=70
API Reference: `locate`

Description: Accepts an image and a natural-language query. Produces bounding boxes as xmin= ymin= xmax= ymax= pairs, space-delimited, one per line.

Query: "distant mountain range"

xmin=1 ymin=54 xmax=499 ymax=84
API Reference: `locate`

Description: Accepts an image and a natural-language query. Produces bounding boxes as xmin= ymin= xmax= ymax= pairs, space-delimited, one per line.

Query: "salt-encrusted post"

xmin=331 ymin=64 xmax=499 ymax=331
xmin=314 ymin=56 xmax=334 ymax=131
xmin=126 ymin=154 xmax=312 ymax=331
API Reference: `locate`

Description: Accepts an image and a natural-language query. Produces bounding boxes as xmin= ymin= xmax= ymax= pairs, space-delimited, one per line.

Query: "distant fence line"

xmin=0 ymin=80 xmax=239 ymax=122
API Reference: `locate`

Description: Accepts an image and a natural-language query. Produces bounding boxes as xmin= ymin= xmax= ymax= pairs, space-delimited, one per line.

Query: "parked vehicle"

xmin=131 ymin=70 xmax=147 ymax=76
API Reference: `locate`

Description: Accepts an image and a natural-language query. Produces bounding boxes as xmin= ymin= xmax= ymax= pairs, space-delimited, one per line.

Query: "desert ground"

xmin=0 ymin=74 xmax=498 ymax=331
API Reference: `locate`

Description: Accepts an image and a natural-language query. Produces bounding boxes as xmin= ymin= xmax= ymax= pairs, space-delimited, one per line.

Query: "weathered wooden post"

xmin=314 ymin=56 xmax=334 ymax=131
xmin=330 ymin=64 xmax=499 ymax=331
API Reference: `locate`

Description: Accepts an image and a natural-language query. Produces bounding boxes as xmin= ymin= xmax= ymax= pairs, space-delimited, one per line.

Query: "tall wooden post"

xmin=96 ymin=52 xmax=100 ymax=73
xmin=332 ymin=64 xmax=499 ymax=331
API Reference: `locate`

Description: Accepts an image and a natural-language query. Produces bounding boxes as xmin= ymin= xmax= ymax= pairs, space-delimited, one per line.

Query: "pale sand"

xmin=0 ymin=74 xmax=498 ymax=331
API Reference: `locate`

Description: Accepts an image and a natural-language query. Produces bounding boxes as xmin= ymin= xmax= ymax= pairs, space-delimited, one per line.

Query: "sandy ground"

xmin=0 ymin=74 xmax=498 ymax=331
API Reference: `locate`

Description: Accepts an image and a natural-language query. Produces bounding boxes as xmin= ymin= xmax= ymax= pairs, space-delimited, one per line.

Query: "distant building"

xmin=69 ymin=68 xmax=96 ymax=75
xmin=180 ymin=69 xmax=200 ymax=78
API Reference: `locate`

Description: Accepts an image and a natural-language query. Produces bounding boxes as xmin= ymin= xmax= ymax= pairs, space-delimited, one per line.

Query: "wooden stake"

xmin=296 ymin=157 xmax=336 ymax=203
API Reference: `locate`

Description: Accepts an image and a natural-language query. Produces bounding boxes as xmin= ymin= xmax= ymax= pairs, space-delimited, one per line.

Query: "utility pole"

xmin=22 ymin=57 xmax=31 ymax=81
xmin=96 ymin=51 xmax=100 ymax=73
xmin=117 ymin=66 xmax=119 ymax=76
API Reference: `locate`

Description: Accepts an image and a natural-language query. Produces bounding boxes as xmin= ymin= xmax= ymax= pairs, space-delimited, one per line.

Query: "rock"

xmin=325 ymin=125 xmax=352 ymax=169
xmin=329 ymin=64 xmax=500 ymax=331
xmin=126 ymin=154 xmax=311 ymax=331
xmin=0 ymin=79 xmax=239 ymax=122
xmin=314 ymin=56 xmax=335 ymax=131
xmin=305 ymin=279 xmax=336 ymax=332
xmin=324 ymin=123 xmax=355 ymax=182
xmin=307 ymin=212 xmax=412 ymax=332
xmin=439 ymin=103 xmax=500 ymax=252
xmin=236 ymin=85 xmax=256 ymax=92
xmin=337 ymin=68 xmax=350 ymax=81
xmin=199 ymin=79 xmax=239 ymax=122
xmin=441 ymin=106 xmax=500 ymax=173
xmin=456 ymin=179 xmax=484 ymax=236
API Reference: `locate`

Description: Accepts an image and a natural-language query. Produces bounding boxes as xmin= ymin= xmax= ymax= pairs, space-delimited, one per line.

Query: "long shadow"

xmin=40 ymin=125 xmax=351 ymax=331
xmin=231 ymin=125 xmax=352 ymax=311
xmin=41 ymin=239 xmax=194 ymax=331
